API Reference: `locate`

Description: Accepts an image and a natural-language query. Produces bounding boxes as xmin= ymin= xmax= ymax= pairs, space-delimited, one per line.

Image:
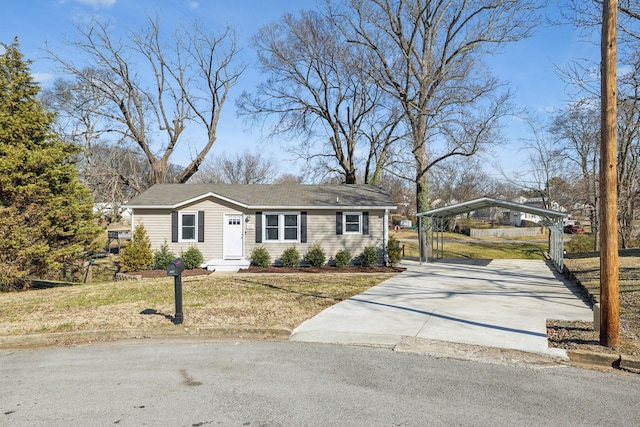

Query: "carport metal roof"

xmin=416 ymin=197 xmax=570 ymax=271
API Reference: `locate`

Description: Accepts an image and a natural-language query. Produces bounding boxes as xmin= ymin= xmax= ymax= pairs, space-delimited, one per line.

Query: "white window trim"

xmin=343 ymin=212 xmax=362 ymax=235
xmin=179 ymin=211 xmax=198 ymax=242
xmin=263 ymin=212 xmax=300 ymax=242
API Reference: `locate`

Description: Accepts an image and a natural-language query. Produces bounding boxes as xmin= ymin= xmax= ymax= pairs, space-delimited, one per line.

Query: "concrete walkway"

xmin=290 ymin=259 xmax=593 ymax=358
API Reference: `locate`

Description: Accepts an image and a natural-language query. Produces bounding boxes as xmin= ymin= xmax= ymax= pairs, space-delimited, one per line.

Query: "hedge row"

xmin=250 ymin=236 xmax=402 ymax=268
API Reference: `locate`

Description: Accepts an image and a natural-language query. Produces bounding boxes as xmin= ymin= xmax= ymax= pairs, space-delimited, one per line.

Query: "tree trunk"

xmin=345 ymin=170 xmax=357 ymax=184
xmin=152 ymin=159 xmax=168 ymax=184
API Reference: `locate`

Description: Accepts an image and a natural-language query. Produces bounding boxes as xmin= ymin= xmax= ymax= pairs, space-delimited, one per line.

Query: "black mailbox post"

xmin=166 ymin=258 xmax=185 ymax=324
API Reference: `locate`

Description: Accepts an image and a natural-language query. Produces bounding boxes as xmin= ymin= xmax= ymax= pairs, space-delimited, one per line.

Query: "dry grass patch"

xmin=0 ymin=273 xmax=397 ymax=336
xmin=550 ymin=252 xmax=640 ymax=356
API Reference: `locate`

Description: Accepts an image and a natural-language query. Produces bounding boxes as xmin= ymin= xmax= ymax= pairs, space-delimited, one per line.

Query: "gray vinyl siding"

xmin=245 ymin=209 xmax=386 ymax=265
xmin=133 ymin=200 xmax=387 ymax=265
xmin=133 ymin=199 xmax=244 ymax=262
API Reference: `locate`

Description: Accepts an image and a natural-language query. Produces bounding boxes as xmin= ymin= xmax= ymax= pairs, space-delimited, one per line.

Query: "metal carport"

xmin=416 ymin=197 xmax=570 ymax=271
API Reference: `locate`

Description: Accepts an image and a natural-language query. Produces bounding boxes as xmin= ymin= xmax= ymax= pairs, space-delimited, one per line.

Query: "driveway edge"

xmin=394 ymin=336 xmax=569 ymax=367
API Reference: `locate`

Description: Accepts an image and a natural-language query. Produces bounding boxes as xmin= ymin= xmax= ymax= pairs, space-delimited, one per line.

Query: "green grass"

xmin=438 ymin=241 xmax=546 ymax=259
xmin=401 ymin=233 xmax=548 ymax=259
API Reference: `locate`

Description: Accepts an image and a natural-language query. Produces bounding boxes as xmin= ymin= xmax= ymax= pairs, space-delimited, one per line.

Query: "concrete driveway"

xmin=290 ymin=259 xmax=593 ymax=358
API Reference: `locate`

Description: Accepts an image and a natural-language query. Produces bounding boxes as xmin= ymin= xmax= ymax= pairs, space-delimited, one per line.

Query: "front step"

xmin=204 ymin=258 xmax=250 ymax=272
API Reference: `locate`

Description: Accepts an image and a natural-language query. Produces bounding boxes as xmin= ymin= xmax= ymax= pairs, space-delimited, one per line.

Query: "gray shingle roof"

xmin=125 ymin=184 xmax=396 ymax=210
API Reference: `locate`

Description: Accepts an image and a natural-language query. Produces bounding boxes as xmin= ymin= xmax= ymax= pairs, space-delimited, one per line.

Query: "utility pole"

xmin=600 ymin=0 xmax=619 ymax=348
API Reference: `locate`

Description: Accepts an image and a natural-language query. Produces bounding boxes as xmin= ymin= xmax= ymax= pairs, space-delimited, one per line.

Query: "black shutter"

xmin=255 ymin=212 xmax=262 ymax=243
xmin=362 ymin=212 xmax=369 ymax=235
xmin=336 ymin=212 xmax=343 ymax=235
xmin=300 ymin=212 xmax=307 ymax=243
xmin=171 ymin=211 xmax=178 ymax=242
xmin=198 ymin=211 xmax=205 ymax=242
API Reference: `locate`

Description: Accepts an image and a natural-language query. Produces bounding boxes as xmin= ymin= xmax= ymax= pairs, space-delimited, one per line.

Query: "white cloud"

xmin=32 ymin=73 xmax=54 ymax=83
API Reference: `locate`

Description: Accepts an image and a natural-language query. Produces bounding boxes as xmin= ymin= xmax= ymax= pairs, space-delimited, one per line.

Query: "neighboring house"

xmin=125 ymin=184 xmax=397 ymax=271
xmin=509 ymin=197 xmax=567 ymax=226
xmin=432 ymin=197 xmax=510 ymax=224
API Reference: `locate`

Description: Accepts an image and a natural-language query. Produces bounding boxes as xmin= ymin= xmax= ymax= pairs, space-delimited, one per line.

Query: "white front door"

xmin=223 ymin=214 xmax=244 ymax=259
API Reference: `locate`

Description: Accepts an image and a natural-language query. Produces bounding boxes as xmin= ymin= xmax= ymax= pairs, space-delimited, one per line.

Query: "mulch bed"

xmin=126 ymin=268 xmax=211 ymax=279
xmin=238 ymin=266 xmax=405 ymax=274
xmin=128 ymin=266 xmax=405 ymax=278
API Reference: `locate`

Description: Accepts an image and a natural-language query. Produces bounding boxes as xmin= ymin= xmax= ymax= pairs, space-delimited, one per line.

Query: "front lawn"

xmin=0 ymin=273 xmax=397 ymax=338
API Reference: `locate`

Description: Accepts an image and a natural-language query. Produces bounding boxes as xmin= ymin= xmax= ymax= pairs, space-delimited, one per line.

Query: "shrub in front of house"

xmin=386 ymin=236 xmax=402 ymax=267
xmin=305 ymin=244 xmax=326 ymax=268
xmin=120 ymin=224 xmax=153 ymax=272
xmin=250 ymin=246 xmax=271 ymax=268
xmin=280 ymin=246 xmax=301 ymax=267
xmin=181 ymin=245 xmax=204 ymax=269
xmin=334 ymin=249 xmax=352 ymax=268
xmin=153 ymin=241 xmax=176 ymax=270
xmin=359 ymin=246 xmax=378 ymax=267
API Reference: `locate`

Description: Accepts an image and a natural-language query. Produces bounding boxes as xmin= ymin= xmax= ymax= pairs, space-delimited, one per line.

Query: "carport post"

xmin=383 ymin=209 xmax=389 ymax=264
xmin=418 ymin=215 xmax=423 ymax=264
xmin=550 ymin=218 xmax=565 ymax=272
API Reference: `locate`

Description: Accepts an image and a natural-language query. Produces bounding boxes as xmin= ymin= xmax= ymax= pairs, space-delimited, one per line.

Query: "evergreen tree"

xmin=119 ymin=224 xmax=153 ymax=272
xmin=0 ymin=38 xmax=100 ymax=290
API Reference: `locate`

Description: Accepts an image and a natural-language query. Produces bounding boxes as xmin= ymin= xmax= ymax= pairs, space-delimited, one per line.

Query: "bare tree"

xmin=42 ymin=74 xmax=151 ymax=206
xmin=559 ymin=3 xmax=640 ymax=247
xmin=508 ymin=118 xmax=568 ymax=211
xmin=550 ymin=101 xmax=600 ymax=247
xmin=46 ymin=16 xmax=245 ymax=192
xmin=430 ymin=158 xmax=492 ymax=206
xmin=615 ymin=60 xmax=640 ymax=248
xmin=274 ymin=173 xmax=306 ymax=185
xmin=237 ymin=10 xmax=404 ymax=184
xmin=191 ymin=150 xmax=279 ymax=184
xmin=336 ymin=0 xmax=541 ymax=257
xmin=563 ymin=1 xmax=640 ymax=44
xmin=377 ymin=173 xmax=415 ymax=218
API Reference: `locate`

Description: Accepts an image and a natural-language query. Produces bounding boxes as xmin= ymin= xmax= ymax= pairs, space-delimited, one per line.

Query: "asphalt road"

xmin=2 ymin=340 xmax=639 ymax=426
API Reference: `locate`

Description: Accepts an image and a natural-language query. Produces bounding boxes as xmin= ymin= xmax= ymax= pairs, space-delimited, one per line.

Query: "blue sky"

xmin=0 ymin=0 xmax=598 ymax=180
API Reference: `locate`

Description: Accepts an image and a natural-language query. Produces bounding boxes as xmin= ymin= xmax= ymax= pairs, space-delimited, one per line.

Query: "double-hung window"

xmin=179 ymin=212 xmax=197 ymax=242
xmin=336 ymin=211 xmax=368 ymax=235
xmin=171 ymin=210 xmax=204 ymax=243
xmin=264 ymin=213 xmax=299 ymax=242
xmin=265 ymin=214 xmax=280 ymax=241
xmin=344 ymin=212 xmax=362 ymax=234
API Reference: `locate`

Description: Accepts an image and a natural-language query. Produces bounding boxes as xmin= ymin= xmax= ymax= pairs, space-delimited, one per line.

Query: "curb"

xmin=2 ymin=329 xmax=639 ymax=375
xmin=394 ymin=336 xmax=568 ymax=368
xmin=0 ymin=327 xmax=291 ymax=350
xmin=567 ymin=349 xmax=640 ymax=374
